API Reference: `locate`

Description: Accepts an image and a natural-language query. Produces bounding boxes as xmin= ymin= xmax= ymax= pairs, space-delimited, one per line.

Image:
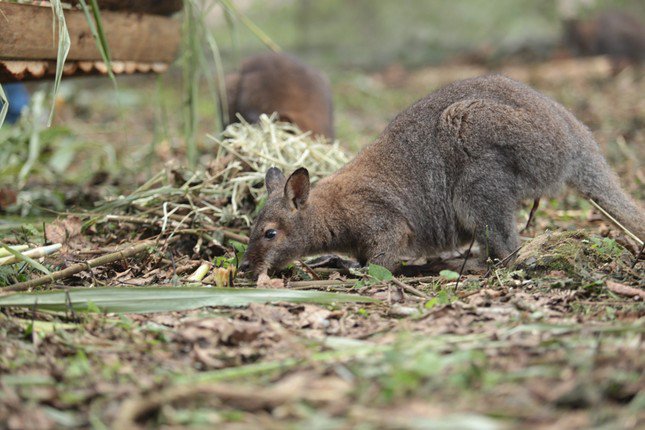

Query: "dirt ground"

xmin=0 ymin=57 xmax=644 ymax=429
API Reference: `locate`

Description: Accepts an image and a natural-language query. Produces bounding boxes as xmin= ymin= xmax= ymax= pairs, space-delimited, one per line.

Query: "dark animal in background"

xmin=563 ymin=10 xmax=645 ymax=71
xmin=239 ymin=75 xmax=644 ymax=280
xmin=222 ymin=52 xmax=334 ymax=139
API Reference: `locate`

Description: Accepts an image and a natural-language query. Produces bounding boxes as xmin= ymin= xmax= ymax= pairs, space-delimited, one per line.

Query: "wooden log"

xmin=0 ymin=3 xmax=180 ymax=63
xmin=68 ymin=0 xmax=183 ymax=16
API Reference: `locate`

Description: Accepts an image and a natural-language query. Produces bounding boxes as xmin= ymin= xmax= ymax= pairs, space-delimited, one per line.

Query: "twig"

xmin=288 ymin=279 xmax=356 ymax=289
xmin=104 ymin=215 xmax=157 ymax=225
xmin=390 ymin=277 xmax=430 ymax=299
xmin=5 ymin=237 xmax=180 ymax=292
xmin=223 ymin=231 xmax=249 ymax=244
xmin=605 ymin=280 xmax=645 ymax=300
xmin=520 ymin=198 xmax=540 ymax=233
xmin=632 ymin=243 xmax=644 ymax=269
xmin=589 ymin=199 xmax=643 ymax=246
xmin=483 ymin=244 xmax=523 ymax=278
xmin=455 ymin=232 xmax=477 ymax=290
xmin=298 ymin=259 xmax=321 ymax=280
xmin=311 ymin=267 xmax=352 ymax=276
xmin=115 ymin=383 xmax=291 ymax=430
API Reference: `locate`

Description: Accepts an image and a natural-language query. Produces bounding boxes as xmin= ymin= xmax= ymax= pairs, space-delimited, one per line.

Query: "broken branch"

xmin=5 ymin=237 xmax=179 ymax=292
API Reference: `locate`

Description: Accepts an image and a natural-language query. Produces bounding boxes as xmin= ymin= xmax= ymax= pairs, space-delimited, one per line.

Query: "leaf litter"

xmin=1 ymin=61 xmax=644 ymax=429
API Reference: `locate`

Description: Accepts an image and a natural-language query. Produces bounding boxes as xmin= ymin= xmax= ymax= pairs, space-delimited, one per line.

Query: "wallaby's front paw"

xmin=257 ymin=273 xmax=284 ymax=288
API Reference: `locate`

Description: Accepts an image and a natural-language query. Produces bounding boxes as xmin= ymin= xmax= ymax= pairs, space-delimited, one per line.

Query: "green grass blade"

xmin=218 ymin=0 xmax=281 ymax=52
xmin=0 ymin=83 xmax=7 ymax=128
xmin=48 ymin=0 xmax=71 ymax=127
xmin=78 ymin=0 xmax=116 ymax=83
xmin=182 ymin=0 xmax=199 ymax=167
xmin=204 ymin=21 xmax=227 ymax=132
xmin=0 ymin=286 xmax=378 ymax=314
xmin=18 ymin=92 xmax=45 ymax=187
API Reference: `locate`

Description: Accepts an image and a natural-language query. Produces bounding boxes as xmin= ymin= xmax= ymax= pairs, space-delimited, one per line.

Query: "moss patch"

xmin=513 ymin=230 xmax=633 ymax=281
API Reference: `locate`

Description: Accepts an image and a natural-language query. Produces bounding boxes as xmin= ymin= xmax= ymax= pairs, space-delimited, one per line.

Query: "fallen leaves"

xmin=605 ymin=280 xmax=645 ymax=300
xmin=44 ymin=216 xmax=84 ymax=251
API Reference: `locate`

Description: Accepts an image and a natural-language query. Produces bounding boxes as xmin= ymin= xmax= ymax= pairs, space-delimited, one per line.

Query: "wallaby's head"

xmin=239 ymin=167 xmax=311 ymax=277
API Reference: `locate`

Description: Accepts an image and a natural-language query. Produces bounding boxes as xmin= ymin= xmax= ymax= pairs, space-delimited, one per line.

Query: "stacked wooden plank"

xmin=0 ymin=1 xmax=182 ymax=82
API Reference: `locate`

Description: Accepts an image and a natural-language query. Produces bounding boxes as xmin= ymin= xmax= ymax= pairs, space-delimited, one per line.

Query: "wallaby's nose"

xmin=238 ymin=259 xmax=250 ymax=272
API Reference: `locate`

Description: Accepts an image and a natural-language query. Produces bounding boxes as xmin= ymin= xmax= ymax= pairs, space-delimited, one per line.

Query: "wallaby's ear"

xmin=265 ymin=167 xmax=286 ymax=195
xmin=284 ymin=167 xmax=310 ymax=209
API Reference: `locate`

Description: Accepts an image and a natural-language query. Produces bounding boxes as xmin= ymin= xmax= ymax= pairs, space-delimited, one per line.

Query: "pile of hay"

xmin=98 ymin=115 xmax=350 ymax=228
xmin=207 ymin=114 xmax=350 ymax=224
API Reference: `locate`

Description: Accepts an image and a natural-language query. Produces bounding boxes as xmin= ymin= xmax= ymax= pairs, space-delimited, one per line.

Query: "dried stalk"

xmin=0 ymin=245 xmax=29 ymax=258
xmin=589 ymin=199 xmax=643 ymax=246
xmin=186 ymin=262 xmax=211 ymax=282
xmin=222 ymin=231 xmax=249 ymax=244
xmin=289 ymin=279 xmax=356 ymax=289
xmin=5 ymin=237 xmax=179 ymax=292
xmin=0 ymin=244 xmax=62 ymax=266
xmin=390 ymin=277 xmax=430 ymax=299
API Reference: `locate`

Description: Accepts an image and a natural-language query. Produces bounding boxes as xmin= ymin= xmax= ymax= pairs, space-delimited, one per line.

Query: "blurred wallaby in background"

xmin=562 ymin=9 xmax=645 ymax=71
xmin=222 ymin=52 xmax=335 ymax=139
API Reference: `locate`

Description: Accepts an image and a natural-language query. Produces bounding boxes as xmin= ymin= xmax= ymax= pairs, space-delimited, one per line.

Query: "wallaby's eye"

xmin=264 ymin=229 xmax=277 ymax=240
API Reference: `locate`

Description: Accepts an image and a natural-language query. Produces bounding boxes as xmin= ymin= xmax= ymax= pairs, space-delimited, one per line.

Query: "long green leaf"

xmin=182 ymin=0 xmax=199 ymax=167
xmin=0 ymin=286 xmax=377 ymax=314
xmin=78 ymin=0 xmax=115 ymax=83
xmin=218 ymin=0 xmax=281 ymax=52
xmin=48 ymin=0 xmax=71 ymax=126
xmin=18 ymin=91 xmax=45 ymax=187
xmin=0 ymin=83 xmax=7 ymax=128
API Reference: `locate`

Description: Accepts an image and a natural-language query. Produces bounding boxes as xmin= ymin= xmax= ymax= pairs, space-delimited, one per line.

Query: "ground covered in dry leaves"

xmin=1 ymin=58 xmax=644 ymax=429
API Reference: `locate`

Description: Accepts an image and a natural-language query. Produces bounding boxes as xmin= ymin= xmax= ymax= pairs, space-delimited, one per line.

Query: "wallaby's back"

xmin=328 ymin=74 xmax=644 ymax=257
xmin=223 ymin=52 xmax=334 ymax=139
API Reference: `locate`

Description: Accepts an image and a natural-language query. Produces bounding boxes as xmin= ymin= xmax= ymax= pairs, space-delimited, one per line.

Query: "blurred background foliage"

xmin=215 ymin=0 xmax=644 ymax=69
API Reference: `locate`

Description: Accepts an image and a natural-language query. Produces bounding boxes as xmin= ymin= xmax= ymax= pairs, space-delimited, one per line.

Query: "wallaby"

xmin=563 ymin=10 xmax=645 ymax=71
xmin=239 ymin=75 xmax=644 ymax=280
xmin=222 ymin=52 xmax=334 ymax=139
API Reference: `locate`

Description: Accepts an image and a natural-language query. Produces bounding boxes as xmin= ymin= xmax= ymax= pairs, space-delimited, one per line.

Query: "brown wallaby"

xmin=239 ymin=74 xmax=644 ymax=279
xmin=563 ymin=10 xmax=645 ymax=71
xmin=222 ymin=52 xmax=334 ymax=139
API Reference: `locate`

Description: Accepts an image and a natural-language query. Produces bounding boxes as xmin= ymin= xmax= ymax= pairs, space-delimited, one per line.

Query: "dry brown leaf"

xmin=605 ymin=280 xmax=645 ymax=299
xmin=44 ymin=216 xmax=84 ymax=250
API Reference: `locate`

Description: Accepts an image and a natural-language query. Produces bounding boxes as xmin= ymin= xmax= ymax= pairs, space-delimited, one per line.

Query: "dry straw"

xmin=97 ymin=115 xmax=350 ymax=229
xmin=206 ymin=114 xmax=350 ymax=224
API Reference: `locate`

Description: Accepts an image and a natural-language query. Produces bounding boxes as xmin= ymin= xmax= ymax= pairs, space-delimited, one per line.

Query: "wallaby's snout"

xmin=240 ymin=167 xmax=312 ymax=278
xmin=238 ymin=259 xmax=251 ymax=274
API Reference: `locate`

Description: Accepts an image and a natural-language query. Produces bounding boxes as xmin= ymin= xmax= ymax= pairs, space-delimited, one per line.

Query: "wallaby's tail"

xmin=568 ymin=150 xmax=645 ymax=244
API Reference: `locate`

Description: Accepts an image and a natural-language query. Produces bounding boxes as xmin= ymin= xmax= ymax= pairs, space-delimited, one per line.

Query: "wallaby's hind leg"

xmin=454 ymin=181 xmax=520 ymax=262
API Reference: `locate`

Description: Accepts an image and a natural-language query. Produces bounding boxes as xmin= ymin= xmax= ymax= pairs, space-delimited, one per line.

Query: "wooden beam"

xmin=68 ymin=0 xmax=184 ymax=16
xmin=0 ymin=3 xmax=181 ymax=63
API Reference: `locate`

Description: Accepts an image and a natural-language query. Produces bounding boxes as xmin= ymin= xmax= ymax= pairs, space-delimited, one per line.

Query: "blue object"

xmin=3 ymin=83 xmax=30 ymax=124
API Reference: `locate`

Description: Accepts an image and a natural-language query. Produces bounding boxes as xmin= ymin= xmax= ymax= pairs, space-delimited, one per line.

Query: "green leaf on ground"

xmin=0 ymin=286 xmax=378 ymax=314
xmin=368 ymin=264 xmax=393 ymax=282
xmin=439 ymin=270 xmax=460 ymax=281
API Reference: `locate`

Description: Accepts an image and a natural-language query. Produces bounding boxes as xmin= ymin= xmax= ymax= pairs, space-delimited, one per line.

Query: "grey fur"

xmin=240 ymin=74 xmax=644 ymax=276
